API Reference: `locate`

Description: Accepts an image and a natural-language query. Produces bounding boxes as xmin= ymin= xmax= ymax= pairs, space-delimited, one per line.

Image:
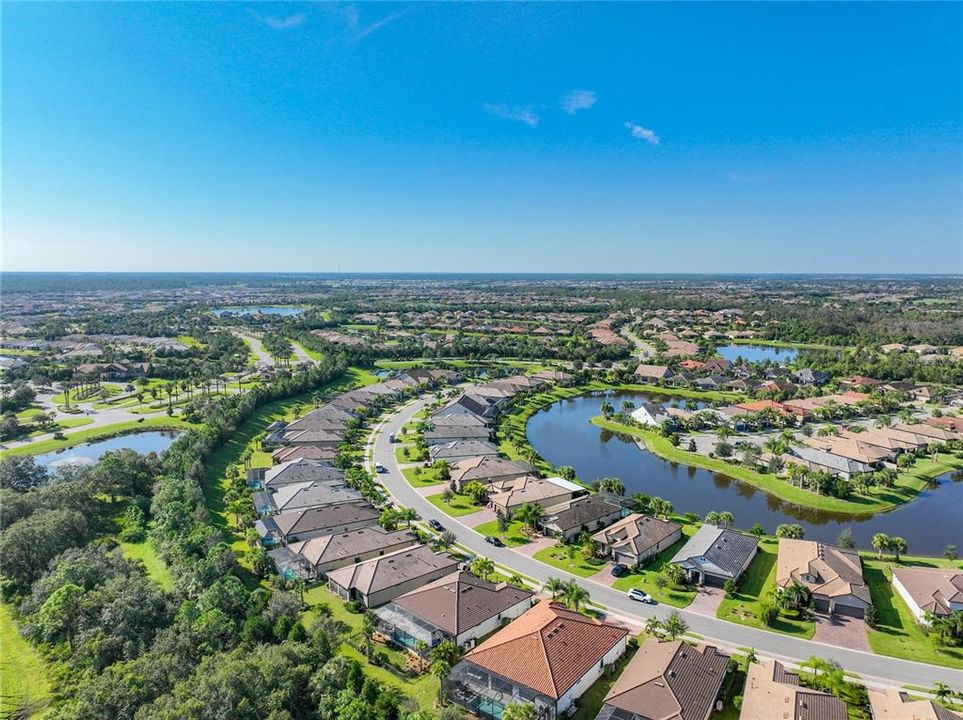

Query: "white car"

xmin=626 ymin=588 xmax=655 ymax=604
xmin=374 ymin=463 xmax=387 ymax=473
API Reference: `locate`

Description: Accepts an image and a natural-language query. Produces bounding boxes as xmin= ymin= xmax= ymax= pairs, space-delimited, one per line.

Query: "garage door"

xmin=833 ymin=602 xmax=865 ymax=618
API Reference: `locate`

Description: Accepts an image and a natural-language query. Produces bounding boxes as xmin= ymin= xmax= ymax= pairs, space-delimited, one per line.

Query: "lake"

xmin=35 ymin=430 xmax=181 ymax=469
xmin=716 ymin=344 xmax=798 ymax=364
xmin=213 ymin=306 xmax=304 ymax=317
xmin=527 ymin=390 xmax=959 ymax=555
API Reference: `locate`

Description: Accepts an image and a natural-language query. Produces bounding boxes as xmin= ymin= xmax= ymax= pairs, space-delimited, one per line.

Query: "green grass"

xmin=119 ymin=539 xmax=175 ymax=590
xmin=591 ymin=417 xmax=955 ymax=515
xmin=0 ymin=603 xmax=51 ymax=718
xmin=473 ymin=519 xmax=532 ymax=547
xmin=533 ymin=544 xmax=607 ymax=578
xmin=863 ymin=555 xmax=963 ymax=669
xmin=0 ymin=347 xmax=41 ymax=356
xmin=617 ymin=383 xmax=745 ymax=403
xmin=722 ymin=338 xmax=843 ymax=351
xmin=291 ymin=340 xmax=323 ymax=362
xmin=395 ymin=445 xmax=425 ymax=464
xmin=401 ymin=465 xmax=446 ymax=487
xmin=611 ymin=523 xmax=699 ymax=607
xmin=176 ymin=334 xmax=200 ymax=348
xmin=425 ymin=491 xmax=485 ymax=517
xmin=716 ymin=538 xmax=815 ymax=639
xmin=0 ymin=416 xmax=192 ymax=459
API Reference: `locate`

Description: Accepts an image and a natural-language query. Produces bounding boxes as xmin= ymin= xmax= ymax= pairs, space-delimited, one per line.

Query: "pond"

xmin=716 ymin=344 xmax=798 ymax=364
xmin=526 ymin=391 xmax=959 ymax=555
xmin=213 ymin=306 xmax=305 ymax=317
xmin=35 ymin=430 xmax=181 ymax=470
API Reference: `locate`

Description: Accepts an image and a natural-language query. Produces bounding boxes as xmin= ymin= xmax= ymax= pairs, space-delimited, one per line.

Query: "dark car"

xmin=610 ymin=563 xmax=629 ymax=578
xmin=428 ymin=519 xmax=445 ymax=531
xmin=485 ymin=536 xmax=504 ymax=547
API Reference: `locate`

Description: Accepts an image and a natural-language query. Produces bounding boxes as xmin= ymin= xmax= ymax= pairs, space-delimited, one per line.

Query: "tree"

xmin=437 ymin=530 xmax=457 ymax=550
xmin=749 ymin=523 xmax=765 ymax=537
xmin=515 ymin=502 xmax=545 ymax=531
xmin=379 ymin=507 xmax=399 ymax=531
xmin=597 ymin=477 xmax=625 ymax=496
xmin=463 ymin=481 xmax=488 ymax=505
xmin=563 ymin=581 xmax=590 ymax=612
xmin=600 ymin=401 xmax=614 ymax=418
xmin=544 ymin=577 xmax=566 ymax=600
xmin=470 ymin=557 xmax=494 ymax=581
xmin=663 ymin=611 xmax=688 ymax=640
xmin=398 ymin=507 xmax=418 ymax=528
xmin=836 ymin=528 xmax=856 ymax=550
xmin=431 ymin=657 xmax=452 ymax=704
xmin=36 ymin=582 xmax=85 ymax=649
xmin=362 ymin=610 xmax=377 ymax=660
xmin=435 ymin=460 xmax=451 ymax=483
xmin=889 ymin=536 xmax=907 ymax=561
xmin=502 ymin=702 xmax=538 ymax=720
xmin=945 ymin=544 xmax=958 ymax=562
xmin=776 ymin=523 xmax=804 ymax=539
xmin=872 ymin=533 xmax=891 ymax=559
xmin=718 ymin=511 xmax=734 ymax=528
xmin=933 ymin=682 xmax=953 ymax=703
xmin=558 ymin=466 xmax=576 ymax=481
xmin=745 ymin=647 xmax=758 ymax=664
xmin=704 ymin=511 xmax=720 ymax=525
xmin=650 ymin=497 xmax=673 ymax=519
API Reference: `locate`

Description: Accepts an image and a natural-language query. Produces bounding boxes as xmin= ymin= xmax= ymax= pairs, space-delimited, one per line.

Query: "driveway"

xmin=513 ymin=535 xmax=557 ymax=558
xmin=813 ymin=613 xmax=870 ymax=653
xmin=688 ymin=586 xmax=726 ymax=616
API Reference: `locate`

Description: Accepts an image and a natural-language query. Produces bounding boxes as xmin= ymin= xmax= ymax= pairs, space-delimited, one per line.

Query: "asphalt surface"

xmin=368 ymin=395 xmax=963 ymax=692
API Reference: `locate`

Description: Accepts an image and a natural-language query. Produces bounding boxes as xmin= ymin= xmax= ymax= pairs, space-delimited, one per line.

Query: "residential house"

xmin=739 ymin=660 xmax=848 ymax=720
xmin=540 ymin=495 xmax=625 ymax=542
xmin=255 ymin=502 xmax=380 ymax=545
xmin=630 ymin=402 xmax=669 ymax=427
xmin=669 ymin=525 xmax=758 ymax=587
xmin=868 ymin=688 xmax=963 ymax=720
xmin=784 ymin=446 xmax=875 ymax=480
xmin=445 ymin=601 xmax=629 ymax=720
xmin=429 ymin=440 xmax=500 ymax=463
xmin=432 ymin=394 xmax=501 ymax=427
xmin=635 ymin=364 xmax=673 ymax=382
xmin=268 ymin=526 xmax=417 ymax=580
xmin=253 ymin=458 xmax=345 ymax=489
xmin=704 ymin=357 xmax=733 ymax=374
xmin=592 ymin=514 xmax=682 ymax=567
xmin=776 ymin=539 xmax=871 ymax=617
xmin=594 ymin=639 xmax=728 ymax=720
xmin=326 ymin=545 xmax=459 ymax=608
xmin=375 ymin=571 xmax=535 ymax=652
xmin=424 ymin=424 xmax=493 ymax=445
xmin=486 ymin=476 xmax=580 ymax=517
xmin=271 ymin=445 xmax=338 ymax=464
xmin=802 ymin=436 xmax=891 ymax=466
xmin=880 ymin=343 xmax=908 ymax=354
xmin=252 ymin=480 xmax=364 ymax=516
xmin=276 ymin=428 xmax=345 ymax=448
xmin=891 ymin=566 xmax=963 ymax=624
xmin=448 ymin=456 xmax=532 ymax=492
xmin=792 ymin=368 xmax=830 ymax=385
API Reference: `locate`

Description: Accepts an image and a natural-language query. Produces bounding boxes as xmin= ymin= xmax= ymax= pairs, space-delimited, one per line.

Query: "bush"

xmin=344 ymin=600 xmax=365 ymax=614
xmin=723 ymin=579 xmax=736 ymax=599
xmin=759 ymin=601 xmax=779 ymax=627
xmin=627 ymin=636 xmax=639 ymax=651
xmin=864 ymin=604 xmax=878 ymax=629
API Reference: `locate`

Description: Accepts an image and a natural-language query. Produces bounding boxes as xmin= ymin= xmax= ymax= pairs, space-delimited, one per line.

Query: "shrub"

xmin=344 ymin=600 xmax=365 ymax=614
xmin=759 ymin=601 xmax=779 ymax=627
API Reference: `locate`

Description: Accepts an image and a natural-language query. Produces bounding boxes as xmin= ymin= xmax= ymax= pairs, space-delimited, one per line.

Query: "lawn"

xmin=401 ymin=465 xmax=446 ymax=487
xmin=473 ymin=519 xmax=532 ymax=547
xmin=611 ymin=524 xmax=700 ymax=607
xmin=425 ymin=491 xmax=485 ymax=517
xmin=863 ymin=555 xmax=963 ymax=669
xmin=0 ymin=416 xmax=193 ymax=459
xmin=533 ymin=544 xmax=607 ymax=578
xmin=0 ymin=603 xmax=51 ymax=718
xmin=120 ymin=538 xmax=175 ymax=591
xmin=716 ymin=538 xmax=815 ymax=639
xmin=590 ymin=417 xmax=956 ymax=516
xmin=395 ymin=445 xmax=425 ymax=464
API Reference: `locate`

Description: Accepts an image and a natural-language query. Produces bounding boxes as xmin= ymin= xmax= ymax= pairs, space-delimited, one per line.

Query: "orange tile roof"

xmin=463 ymin=601 xmax=628 ymax=700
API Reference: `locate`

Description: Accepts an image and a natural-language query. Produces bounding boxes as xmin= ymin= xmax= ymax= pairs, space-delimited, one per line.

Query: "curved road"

xmin=369 ymin=395 xmax=963 ymax=692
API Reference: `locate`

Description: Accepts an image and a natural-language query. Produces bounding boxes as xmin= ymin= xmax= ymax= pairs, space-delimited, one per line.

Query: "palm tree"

xmin=362 ymin=610 xmax=377 ymax=660
xmin=663 ymin=611 xmax=688 ymax=640
xmin=597 ymin=477 xmax=626 ymax=496
xmin=933 ymin=682 xmax=953 ymax=703
xmin=872 ymin=533 xmax=891 ymax=559
xmin=470 ymin=557 xmax=494 ymax=581
xmin=600 ymin=401 xmax=614 ymax=418
xmin=564 ymin=581 xmax=590 ymax=612
xmin=431 ymin=657 xmax=452 ymax=705
xmin=889 ymin=536 xmax=907 ymax=562
xmin=398 ymin=507 xmax=418 ymax=528
xmin=704 ymin=511 xmax=720 ymax=525
xmin=718 ymin=511 xmax=734 ymax=528
xmin=544 ymin=577 xmax=566 ymax=600
xmin=515 ymin=502 xmax=545 ymax=532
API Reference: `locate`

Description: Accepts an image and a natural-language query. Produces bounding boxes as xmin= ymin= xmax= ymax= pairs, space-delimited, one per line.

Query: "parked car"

xmin=388 ymin=434 xmax=396 ymax=443
xmin=485 ymin=536 xmax=504 ymax=547
xmin=374 ymin=463 xmax=387 ymax=473
xmin=626 ymin=588 xmax=655 ymax=604
xmin=610 ymin=563 xmax=629 ymax=578
xmin=428 ymin=519 xmax=445 ymax=531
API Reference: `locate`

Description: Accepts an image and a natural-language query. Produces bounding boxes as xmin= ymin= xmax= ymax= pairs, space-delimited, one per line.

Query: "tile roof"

xmin=777 ymin=539 xmax=871 ymax=605
xmin=326 ymin=545 xmax=458 ymax=596
xmin=463 ymin=601 xmax=628 ymax=700
xmin=600 ymin=640 xmax=729 ymax=720
xmin=543 ymin=495 xmax=623 ymax=533
xmin=593 ymin=514 xmax=682 ymax=558
xmin=740 ymin=661 xmax=848 ymax=720
xmin=868 ymin=688 xmax=962 ymax=720
xmin=670 ymin=525 xmax=759 ymax=579
xmin=391 ymin=570 xmax=534 ymax=636
xmin=289 ymin=527 xmax=416 ymax=568
xmin=272 ymin=501 xmax=380 ymax=536
xmin=892 ymin=566 xmax=963 ymax=617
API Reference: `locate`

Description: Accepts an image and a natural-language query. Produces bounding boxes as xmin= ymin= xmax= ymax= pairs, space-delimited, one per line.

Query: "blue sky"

xmin=3 ymin=2 xmax=961 ymax=273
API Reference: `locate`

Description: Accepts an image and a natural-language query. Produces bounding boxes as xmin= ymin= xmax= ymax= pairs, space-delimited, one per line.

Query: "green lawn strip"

xmin=0 ymin=416 xmax=192 ymax=459
xmin=395 ymin=445 xmax=424 ymax=465
xmin=616 ymin=383 xmax=746 ymax=403
xmin=425 ymin=491 xmax=485 ymax=517
xmin=290 ymin=340 xmax=323 ymax=362
xmin=590 ymin=416 xmax=949 ymax=515
xmin=611 ymin=524 xmax=699 ymax=607
xmin=0 ymin=603 xmax=52 ymax=718
xmin=401 ymin=465 xmax=445 ymax=487
xmin=473 ymin=519 xmax=531 ymax=547
xmin=14 ymin=404 xmax=45 ymax=421
xmin=0 ymin=347 xmax=41 ymax=356
xmin=715 ymin=539 xmax=815 ymax=639
xmin=176 ymin=334 xmax=200 ymax=348
xmin=17 ymin=415 xmax=95 ymax=440
xmin=119 ymin=539 xmax=175 ymax=591
xmin=722 ymin=338 xmax=843 ymax=351
xmin=863 ymin=556 xmax=963 ymax=669
xmin=532 ymin=544 xmax=607 ymax=578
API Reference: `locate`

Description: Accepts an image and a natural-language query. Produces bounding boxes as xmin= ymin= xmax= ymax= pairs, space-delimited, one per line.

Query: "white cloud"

xmin=248 ymin=9 xmax=306 ymax=30
xmin=331 ymin=4 xmax=406 ymax=43
xmin=484 ymin=103 xmax=539 ymax=127
xmin=561 ymin=89 xmax=597 ymax=114
xmin=624 ymin=121 xmax=660 ymax=145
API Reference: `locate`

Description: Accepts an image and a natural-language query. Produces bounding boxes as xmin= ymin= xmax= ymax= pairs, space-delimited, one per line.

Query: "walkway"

xmin=366 ymin=396 xmax=963 ymax=692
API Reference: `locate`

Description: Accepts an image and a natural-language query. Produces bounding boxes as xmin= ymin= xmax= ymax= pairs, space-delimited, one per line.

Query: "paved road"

xmin=290 ymin=340 xmax=316 ymax=366
xmin=234 ymin=331 xmax=275 ymax=366
xmin=369 ymin=396 xmax=963 ymax=691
